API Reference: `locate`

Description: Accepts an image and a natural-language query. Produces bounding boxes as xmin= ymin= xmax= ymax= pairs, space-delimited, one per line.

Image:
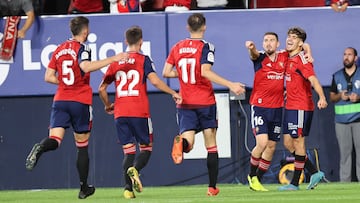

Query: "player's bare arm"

xmin=245 ymin=41 xmax=260 ymax=60
xmin=201 ymin=64 xmax=245 ymax=95
xmin=162 ymin=62 xmax=178 ymax=78
xmin=308 ymin=75 xmax=328 ymax=109
xmin=98 ymin=81 xmax=114 ymax=114
xmin=44 ymin=68 xmax=59 ymax=85
xmin=148 ymin=72 xmax=182 ymax=104
xmin=80 ymin=52 xmax=129 ymax=73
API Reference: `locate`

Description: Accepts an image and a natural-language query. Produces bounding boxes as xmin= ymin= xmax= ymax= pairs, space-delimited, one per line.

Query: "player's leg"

xmin=258 ymin=140 xmax=277 ymax=181
xmin=25 ymin=101 xmax=68 ymax=170
xmin=279 ymin=109 xmax=302 ymax=191
xmin=74 ymin=132 xmax=95 ymax=199
xmin=128 ymin=118 xmax=154 ymax=193
xmin=248 ymin=134 xmax=269 ymax=191
xmin=199 ymin=105 xmax=219 ymax=196
xmin=203 ymin=127 xmax=220 ymax=196
xmin=115 ymin=117 xmax=136 ymax=198
xmin=72 ymin=103 xmax=95 ymax=199
xmin=290 ymin=136 xmax=306 ymax=186
xmin=258 ymin=107 xmax=282 ymax=181
xmin=123 ymin=143 xmax=136 ymax=198
xmin=172 ymin=108 xmax=197 ymax=164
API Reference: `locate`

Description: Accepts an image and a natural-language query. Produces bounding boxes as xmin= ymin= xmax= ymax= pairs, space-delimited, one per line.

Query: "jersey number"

xmin=116 ymin=70 xmax=140 ymax=97
xmin=62 ymin=60 xmax=75 ymax=85
xmin=253 ymin=116 xmax=264 ymax=126
xmin=179 ymin=58 xmax=196 ymax=84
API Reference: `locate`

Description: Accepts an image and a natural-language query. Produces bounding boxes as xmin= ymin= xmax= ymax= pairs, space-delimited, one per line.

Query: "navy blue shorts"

xmin=115 ymin=117 xmax=153 ymax=145
xmin=50 ymin=101 xmax=92 ymax=133
xmin=283 ymin=109 xmax=313 ymax=138
xmin=177 ymin=104 xmax=217 ymax=134
xmin=251 ymin=105 xmax=282 ymax=141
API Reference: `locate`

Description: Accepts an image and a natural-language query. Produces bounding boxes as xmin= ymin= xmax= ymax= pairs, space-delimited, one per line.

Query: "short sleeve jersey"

xmin=48 ymin=39 xmax=92 ymax=105
xmin=285 ymin=51 xmax=316 ymax=111
xmin=102 ymin=52 xmax=155 ymax=118
xmin=166 ymin=38 xmax=216 ymax=107
xmin=250 ymin=51 xmax=287 ymax=108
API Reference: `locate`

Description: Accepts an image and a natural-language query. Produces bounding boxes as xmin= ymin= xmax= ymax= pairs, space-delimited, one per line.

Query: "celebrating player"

xmin=25 ymin=16 xmax=128 ymax=199
xmin=98 ymin=25 xmax=182 ymax=199
xmin=162 ymin=13 xmax=245 ymax=196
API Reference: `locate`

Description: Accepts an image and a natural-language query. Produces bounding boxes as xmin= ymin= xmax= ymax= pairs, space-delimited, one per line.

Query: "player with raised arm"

xmin=25 ymin=16 xmax=128 ymax=199
xmin=245 ymin=32 xmax=288 ymax=191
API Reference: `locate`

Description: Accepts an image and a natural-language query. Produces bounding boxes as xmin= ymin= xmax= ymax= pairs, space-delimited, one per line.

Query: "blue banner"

xmin=0 ymin=8 xmax=359 ymax=96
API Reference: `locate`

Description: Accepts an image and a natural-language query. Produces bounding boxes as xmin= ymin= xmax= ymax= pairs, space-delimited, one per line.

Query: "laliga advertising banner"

xmin=0 ymin=14 xmax=167 ymax=96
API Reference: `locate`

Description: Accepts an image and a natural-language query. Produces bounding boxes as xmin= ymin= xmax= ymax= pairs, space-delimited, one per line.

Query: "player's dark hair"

xmin=288 ymin=27 xmax=307 ymax=42
xmin=264 ymin=32 xmax=278 ymax=41
xmin=347 ymin=47 xmax=358 ymax=56
xmin=70 ymin=16 xmax=89 ymax=36
xmin=125 ymin=26 xmax=142 ymax=45
xmin=187 ymin=13 xmax=206 ymax=32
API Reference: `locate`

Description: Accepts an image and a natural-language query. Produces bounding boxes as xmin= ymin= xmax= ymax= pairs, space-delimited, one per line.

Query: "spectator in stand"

xmin=327 ymin=0 xmax=360 ymax=12
xmin=163 ymin=0 xmax=194 ymax=12
xmin=0 ymin=0 xmax=35 ymax=39
xmin=68 ymin=0 xmax=105 ymax=14
xmin=195 ymin=0 xmax=227 ymax=9
xmin=109 ymin=0 xmax=145 ymax=13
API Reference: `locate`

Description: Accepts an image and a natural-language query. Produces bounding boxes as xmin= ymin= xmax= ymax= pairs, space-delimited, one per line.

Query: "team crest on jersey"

xmin=207 ymin=52 xmax=214 ymax=63
xmin=81 ymin=51 xmax=89 ymax=60
xmin=279 ymin=62 xmax=284 ymax=68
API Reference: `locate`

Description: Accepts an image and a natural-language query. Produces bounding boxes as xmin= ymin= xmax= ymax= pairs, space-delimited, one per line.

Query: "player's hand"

xmin=317 ymin=97 xmax=328 ymax=109
xmin=105 ymin=103 xmax=114 ymax=114
xmin=172 ymin=93 xmax=182 ymax=105
xmin=114 ymin=52 xmax=129 ymax=62
xmin=304 ymin=53 xmax=314 ymax=63
xmin=230 ymin=82 xmax=246 ymax=95
xmin=245 ymin=41 xmax=255 ymax=49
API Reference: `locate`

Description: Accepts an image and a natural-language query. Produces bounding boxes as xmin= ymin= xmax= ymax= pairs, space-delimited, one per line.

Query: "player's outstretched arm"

xmin=201 ymin=64 xmax=245 ymax=95
xmin=245 ymin=41 xmax=260 ymax=60
xmin=80 ymin=52 xmax=129 ymax=73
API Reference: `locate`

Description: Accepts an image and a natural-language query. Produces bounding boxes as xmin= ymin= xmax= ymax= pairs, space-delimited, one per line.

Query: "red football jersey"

xmin=72 ymin=0 xmax=103 ymax=13
xmin=166 ymin=38 xmax=216 ymax=107
xmin=250 ymin=51 xmax=287 ymax=108
xmin=48 ymin=39 xmax=92 ymax=105
xmin=102 ymin=52 xmax=155 ymax=118
xmin=285 ymin=51 xmax=316 ymax=111
xmin=163 ymin=0 xmax=192 ymax=8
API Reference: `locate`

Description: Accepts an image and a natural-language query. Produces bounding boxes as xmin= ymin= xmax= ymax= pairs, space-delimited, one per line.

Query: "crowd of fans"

xmin=9 ymin=0 xmax=360 ymax=16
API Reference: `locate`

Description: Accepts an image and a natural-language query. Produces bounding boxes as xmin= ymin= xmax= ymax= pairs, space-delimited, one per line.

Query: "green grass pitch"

xmin=1 ymin=183 xmax=359 ymax=203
